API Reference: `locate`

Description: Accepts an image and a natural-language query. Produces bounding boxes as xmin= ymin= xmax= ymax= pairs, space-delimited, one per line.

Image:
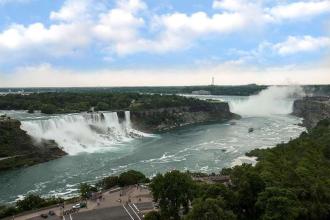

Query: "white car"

xmin=72 ymin=203 xmax=81 ymax=209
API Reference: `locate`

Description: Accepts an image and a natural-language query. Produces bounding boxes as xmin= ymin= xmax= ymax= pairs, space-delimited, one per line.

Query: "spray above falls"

xmin=229 ymin=86 xmax=305 ymax=116
xmin=21 ymin=111 xmax=148 ymax=155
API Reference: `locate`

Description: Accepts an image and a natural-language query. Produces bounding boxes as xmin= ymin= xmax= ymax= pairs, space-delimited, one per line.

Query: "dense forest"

xmin=0 ymin=93 xmax=218 ymax=114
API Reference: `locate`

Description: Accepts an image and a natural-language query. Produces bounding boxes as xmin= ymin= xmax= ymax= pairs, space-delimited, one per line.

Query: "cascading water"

xmin=21 ymin=111 xmax=146 ymax=155
xmin=228 ymin=86 xmax=305 ymax=116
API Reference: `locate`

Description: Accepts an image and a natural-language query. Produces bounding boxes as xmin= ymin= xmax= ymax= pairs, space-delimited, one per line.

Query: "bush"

xmin=40 ymin=104 xmax=56 ymax=114
xmin=16 ymin=194 xmax=46 ymax=211
xmin=79 ymin=183 xmax=97 ymax=199
xmin=0 ymin=205 xmax=18 ymax=218
xmin=144 ymin=211 xmax=161 ymax=220
xmin=96 ymin=176 xmax=119 ymax=190
xmin=150 ymin=171 xmax=195 ymax=219
xmin=118 ymin=170 xmax=146 ymax=186
xmin=95 ymin=102 xmax=110 ymax=111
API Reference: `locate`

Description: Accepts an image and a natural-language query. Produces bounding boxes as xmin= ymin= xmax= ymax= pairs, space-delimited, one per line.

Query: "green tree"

xmin=185 ymin=198 xmax=236 ymax=220
xmin=40 ymin=104 xmax=56 ymax=114
xmin=144 ymin=211 xmax=161 ymax=220
xmin=96 ymin=176 xmax=119 ymax=190
xmin=230 ymin=164 xmax=265 ymax=219
xmin=95 ymin=102 xmax=110 ymax=111
xmin=0 ymin=205 xmax=18 ymax=218
xmin=16 ymin=194 xmax=46 ymax=211
xmin=150 ymin=170 xmax=195 ymax=220
xmin=197 ymin=184 xmax=236 ymax=210
xmin=118 ymin=170 xmax=146 ymax=186
xmin=79 ymin=183 xmax=97 ymax=199
xmin=256 ymin=187 xmax=303 ymax=220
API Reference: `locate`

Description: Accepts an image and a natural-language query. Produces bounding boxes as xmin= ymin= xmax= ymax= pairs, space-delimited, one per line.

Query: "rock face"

xmin=0 ymin=117 xmax=66 ymax=171
xmin=292 ymin=96 xmax=330 ymax=130
xmin=130 ymin=102 xmax=240 ymax=133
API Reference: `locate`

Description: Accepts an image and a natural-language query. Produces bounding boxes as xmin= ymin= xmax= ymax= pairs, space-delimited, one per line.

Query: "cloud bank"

xmin=1 ymin=0 xmax=330 ymax=58
xmin=0 ymin=0 xmax=329 ymax=86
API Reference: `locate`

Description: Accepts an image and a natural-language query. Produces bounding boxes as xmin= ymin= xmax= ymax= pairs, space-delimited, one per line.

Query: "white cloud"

xmin=0 ymin=0 xmax=330 ymax=59
xmin=0 ymin=0 xmax=94 ymax=59
xmin=94 ymin=9 xmax=144 ymax=43
xmin=273 ymin=36 xmax=330 ymax=55
xmin=268 ymin=0 xmax=330 ymax=20
xmin=0 ymin=22 xmax=91 ymax=59
xmin=50 ymin=0 xmax=91 ymax=22
xmin=116 ymin=0 xmax=147 ymax=13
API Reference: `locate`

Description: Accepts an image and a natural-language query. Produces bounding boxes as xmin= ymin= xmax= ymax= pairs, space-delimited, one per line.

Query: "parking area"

xmin=62 ymin=203 xmax=151 ymax=220
xmin=15 ymin=186 xmax=153 ymax=220
xmin=25 ymin=201 xmax=154 ymax=220
xmin=28 ymin=216 xmax=59 ymax=220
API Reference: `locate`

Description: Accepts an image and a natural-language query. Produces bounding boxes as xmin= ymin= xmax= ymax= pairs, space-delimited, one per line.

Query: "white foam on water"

xmin=20 ymin=111 xmax=149 ymax=155
xmin=231 ymin=156 xmax=258 ymax=167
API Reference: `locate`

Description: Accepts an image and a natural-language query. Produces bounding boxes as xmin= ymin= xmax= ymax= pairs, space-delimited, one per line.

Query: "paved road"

xmin=62 ymin=204 xmax=146 ymax=220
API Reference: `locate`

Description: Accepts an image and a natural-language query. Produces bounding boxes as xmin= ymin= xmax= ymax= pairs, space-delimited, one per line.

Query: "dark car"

xmin=40 ymin=213 xmax=48 ymax=218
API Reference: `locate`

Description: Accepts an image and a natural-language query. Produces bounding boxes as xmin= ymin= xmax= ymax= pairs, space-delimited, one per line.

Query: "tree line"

xmin=0 ymin=93 xmax=216 ymax=114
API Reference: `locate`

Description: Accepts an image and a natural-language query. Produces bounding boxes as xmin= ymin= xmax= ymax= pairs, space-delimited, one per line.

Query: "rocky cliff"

xmin=0 ymin=116 xmax=67 ymax=171
xmin=292 ymin=96 xmax=330 ymax=130
xmin=130 ymin=101 xmax=239 ymax=133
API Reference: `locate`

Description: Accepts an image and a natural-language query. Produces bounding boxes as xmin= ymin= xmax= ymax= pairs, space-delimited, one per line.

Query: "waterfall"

xmin=229 ymin=86 xmax=305 ymax=116
xmin=20 ymin=111 xmax=146 ymax=155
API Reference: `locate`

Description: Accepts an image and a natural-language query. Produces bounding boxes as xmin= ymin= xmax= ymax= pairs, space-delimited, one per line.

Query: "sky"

xmin=0 ymin=0 xmax=329 ymax=87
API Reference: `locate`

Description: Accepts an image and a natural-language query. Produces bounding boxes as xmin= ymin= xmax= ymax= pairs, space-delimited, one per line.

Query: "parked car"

xmin=40 ymin=213 xmax=48 ymax=218
xmin=72 ymin=203 xmax=81 ymax=209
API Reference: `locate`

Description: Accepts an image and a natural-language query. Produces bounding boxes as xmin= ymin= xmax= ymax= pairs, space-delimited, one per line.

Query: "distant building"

xmin=191 ymin=90 xmax=211 ymax=95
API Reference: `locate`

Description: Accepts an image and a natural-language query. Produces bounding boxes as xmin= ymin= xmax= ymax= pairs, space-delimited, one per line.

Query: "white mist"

xmin=230 ymin=86 xmax=304 ymax=116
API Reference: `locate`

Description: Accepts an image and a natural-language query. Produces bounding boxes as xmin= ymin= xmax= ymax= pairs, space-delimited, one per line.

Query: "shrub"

xmin=96 ymin=176 xmax=119 ymax=190
xmin=0 ymin=205 xmax=18 ymax=218
xmin=118 ymin=170 xmax=146 ymax=186
xmin=144 ymin=211 xmax=161 ymax=220
xmin=79 ymin=183 xmax=97 ymax=199
xmin=16 ymin=194 xmax=47 ymax=212
xmin=40 ymin=104 xmax=56 ymax=114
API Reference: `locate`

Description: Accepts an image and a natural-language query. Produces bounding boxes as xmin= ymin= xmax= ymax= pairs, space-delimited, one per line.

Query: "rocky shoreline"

xmin=0 ymin=116 xmax=67 ymax=171
xmin=292 ymin=96 xmax=330 ymax=130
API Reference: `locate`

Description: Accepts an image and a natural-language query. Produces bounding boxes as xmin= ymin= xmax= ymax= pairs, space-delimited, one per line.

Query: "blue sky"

xmin=0 ymin=0 xmax=329 ymax=86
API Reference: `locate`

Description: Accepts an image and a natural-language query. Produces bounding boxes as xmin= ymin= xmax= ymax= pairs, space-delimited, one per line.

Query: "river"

xmin=0 ymin=87 xmax=305 ymax=203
